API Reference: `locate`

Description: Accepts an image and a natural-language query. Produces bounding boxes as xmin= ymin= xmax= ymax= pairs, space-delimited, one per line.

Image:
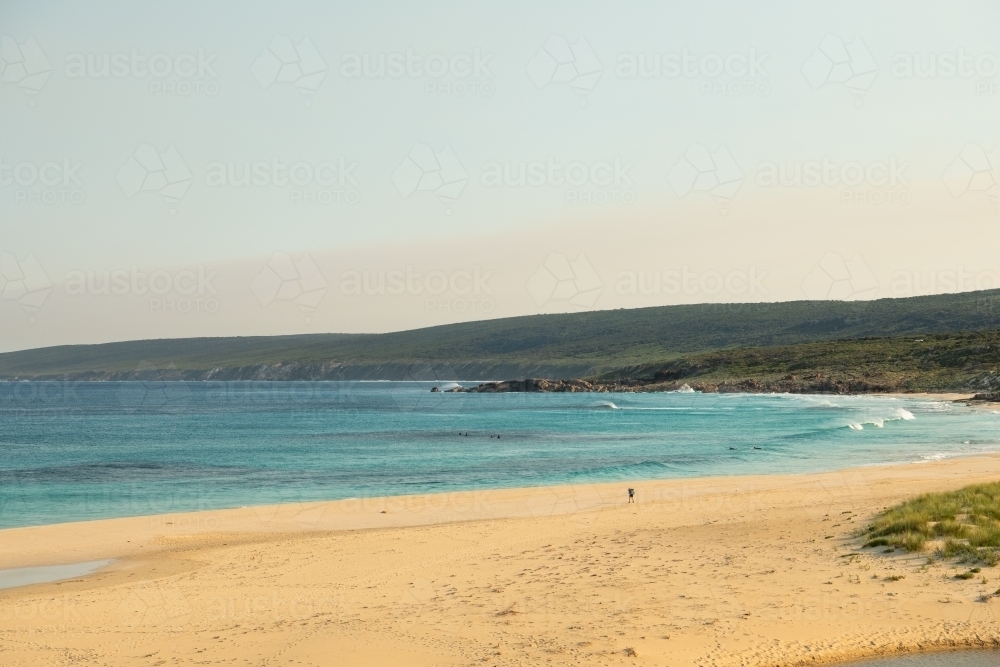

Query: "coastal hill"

xmin=461 ymin=329 xmax=1000 ymax=395
xmin=4 ymin=289 xmax=1000 ymax=382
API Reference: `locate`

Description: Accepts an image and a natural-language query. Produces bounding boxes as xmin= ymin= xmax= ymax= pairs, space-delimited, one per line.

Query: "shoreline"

xmin=3 ymin=391 xmax=989 ymax=536
xmin=4 ymin=456 xmax=1000 ymax=665
xmin=3 ymin=428 xmax=997 ymax=546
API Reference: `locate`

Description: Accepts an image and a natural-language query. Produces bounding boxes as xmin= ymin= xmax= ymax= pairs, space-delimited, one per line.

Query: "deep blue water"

xmin=2 ymin=381 xmax=1000 ymax=529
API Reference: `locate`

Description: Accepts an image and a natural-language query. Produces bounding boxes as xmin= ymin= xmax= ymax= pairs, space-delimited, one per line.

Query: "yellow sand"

xmin=3 ymin=455 xmax=1000 ymax=666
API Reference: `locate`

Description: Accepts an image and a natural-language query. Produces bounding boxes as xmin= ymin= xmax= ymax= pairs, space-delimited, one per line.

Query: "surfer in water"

xmin=628 ymin=487 xmax=635 ymax=503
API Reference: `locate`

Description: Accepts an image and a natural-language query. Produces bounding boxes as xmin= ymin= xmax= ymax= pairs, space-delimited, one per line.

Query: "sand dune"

xmin=3 ymin=456 xmax=1000 ymax=666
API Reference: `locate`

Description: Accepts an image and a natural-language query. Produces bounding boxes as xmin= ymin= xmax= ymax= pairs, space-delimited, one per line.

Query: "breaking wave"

xmin=846 ymin=408 xmax=916 ymax=430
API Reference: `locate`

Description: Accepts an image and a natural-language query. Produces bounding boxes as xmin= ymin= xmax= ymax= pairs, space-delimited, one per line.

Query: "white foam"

xmin=592 ymin=401 xmax=620 ymax=409
xmin=849 ymin=407 xmax=917 ymax=430
xmin=796 ymin=396 xmax=840 ymax=408
xmin=675 ymin=383 xmax=695 ymax=393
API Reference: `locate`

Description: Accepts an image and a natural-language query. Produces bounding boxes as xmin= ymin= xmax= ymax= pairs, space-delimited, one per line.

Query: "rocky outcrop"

xmin=458 ymin=374 xmax=903 ymax=395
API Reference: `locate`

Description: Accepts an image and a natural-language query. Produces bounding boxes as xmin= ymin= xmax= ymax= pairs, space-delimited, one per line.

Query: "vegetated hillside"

xmin=4 ymin=289 xmax=1000 ymax=381
xmin=600 ymin=329 xmax=1000 ymax=393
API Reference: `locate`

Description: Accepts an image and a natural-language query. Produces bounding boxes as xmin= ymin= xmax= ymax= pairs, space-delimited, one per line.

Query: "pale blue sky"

xmin=2 ymin=1 xmax=1000 ymax=351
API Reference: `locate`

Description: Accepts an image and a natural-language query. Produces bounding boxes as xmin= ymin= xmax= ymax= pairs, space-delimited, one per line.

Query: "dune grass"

xmin=863 ymin=482 xmax=1000 ymax=565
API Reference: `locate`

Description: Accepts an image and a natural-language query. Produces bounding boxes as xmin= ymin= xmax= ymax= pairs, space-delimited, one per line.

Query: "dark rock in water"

xmin=431 ymin=383 xmax=464 ymax=393
xmin=459 ymin=378 xmax=637 ymax=393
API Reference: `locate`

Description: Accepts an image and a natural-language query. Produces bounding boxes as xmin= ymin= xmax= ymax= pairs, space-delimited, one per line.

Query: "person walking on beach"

xmin=628 ymin=487 xmax=635 ymax=503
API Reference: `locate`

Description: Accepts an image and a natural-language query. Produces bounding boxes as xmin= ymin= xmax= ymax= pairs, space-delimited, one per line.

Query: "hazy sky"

xmin=3 ymin=0 xmax=1000 ymax=352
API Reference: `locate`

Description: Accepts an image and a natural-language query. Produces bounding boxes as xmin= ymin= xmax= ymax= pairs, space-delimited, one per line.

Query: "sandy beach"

xmin=3 ymin=455 xmax=1000 ymax=666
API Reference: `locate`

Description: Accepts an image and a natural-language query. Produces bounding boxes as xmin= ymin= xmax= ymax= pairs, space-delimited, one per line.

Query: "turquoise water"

xmin=2 ymin=382 xmax=1000 ymax=529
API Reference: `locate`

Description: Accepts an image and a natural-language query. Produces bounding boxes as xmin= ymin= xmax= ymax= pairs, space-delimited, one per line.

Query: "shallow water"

xmin=0 ymin=560 xmax=112 ymax=590
xmin=3 ymin=382 xmax=1000 ymax=528
xmin=847 ymin=652 xmax=1000 ymax=666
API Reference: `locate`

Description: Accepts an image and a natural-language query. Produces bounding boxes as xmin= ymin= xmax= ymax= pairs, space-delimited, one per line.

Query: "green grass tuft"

xmin=864 ymin=482 xmax=1000 ymax=565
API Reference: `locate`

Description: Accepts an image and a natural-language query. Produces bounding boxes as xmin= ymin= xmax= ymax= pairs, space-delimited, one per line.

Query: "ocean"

xmin=2 ymin=381 xmax=999 ymax=529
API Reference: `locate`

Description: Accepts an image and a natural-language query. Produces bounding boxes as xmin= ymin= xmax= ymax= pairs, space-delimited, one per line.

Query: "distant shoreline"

xmin=0 ymin=378 xmax=991 ymax=401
